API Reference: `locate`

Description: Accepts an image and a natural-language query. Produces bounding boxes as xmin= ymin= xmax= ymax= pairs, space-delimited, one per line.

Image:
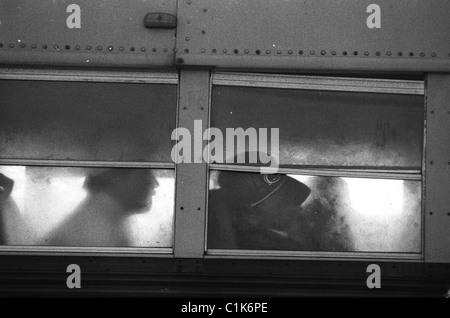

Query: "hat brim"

xmin=255 ymin=175 xmax=311 ymax=208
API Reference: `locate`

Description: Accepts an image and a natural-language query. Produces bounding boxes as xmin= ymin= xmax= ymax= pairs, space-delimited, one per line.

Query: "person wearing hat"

xmin=43 ymin=168 xmax=159 ymax=247
xmin=208 ymin=152 xmax=354 ymax=251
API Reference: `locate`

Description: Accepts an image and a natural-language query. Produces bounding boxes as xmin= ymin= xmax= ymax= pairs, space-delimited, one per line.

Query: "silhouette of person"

xmin=0 ymin=173 xmax=22 ymax=245
xmin=208 ymin=152 xmax=354 ymax=251
xmin=43 ymin=168 xmax=159 ymax=247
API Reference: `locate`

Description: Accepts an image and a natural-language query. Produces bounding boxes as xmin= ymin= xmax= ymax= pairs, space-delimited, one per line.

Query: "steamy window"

xmin=0 ymin=166 xmax=174 ymax=248
xmin=208 ymin=171 xmax=421 ymax=253
xmin=207 ymin=74 xmax=424 ymax=255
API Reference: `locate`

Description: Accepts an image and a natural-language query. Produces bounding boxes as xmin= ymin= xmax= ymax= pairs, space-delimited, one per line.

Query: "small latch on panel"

xmin=144 ymin=13 xmax=177 ymax=29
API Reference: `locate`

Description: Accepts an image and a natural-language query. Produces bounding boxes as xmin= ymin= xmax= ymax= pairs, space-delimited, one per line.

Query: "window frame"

xmin=0 ymin=68 xmax=179 ymax=257
xmin=205 ymin=71 xmax=426 ymax=260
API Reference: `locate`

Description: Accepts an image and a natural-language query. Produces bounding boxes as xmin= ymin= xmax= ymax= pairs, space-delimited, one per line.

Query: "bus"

xmin=0 ymin=0 xmax=449 ymax=298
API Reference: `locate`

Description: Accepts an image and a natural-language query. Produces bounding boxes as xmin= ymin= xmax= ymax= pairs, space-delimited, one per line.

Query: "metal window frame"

xmin=206 ymin=71 xmax=426 ymax=261
xmin=0 ymin=68 xmax=179 ymax=256
xmin=213 ymin=72 xmax=425 ymax=95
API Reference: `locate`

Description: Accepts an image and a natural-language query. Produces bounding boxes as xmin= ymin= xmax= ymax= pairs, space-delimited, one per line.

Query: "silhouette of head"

xmin=84 ymin=169 xmax=159 ymax=212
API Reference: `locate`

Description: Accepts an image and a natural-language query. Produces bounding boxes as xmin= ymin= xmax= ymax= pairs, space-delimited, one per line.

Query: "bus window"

xmin=211 ymin=85 xmax=423 ymax=169
xmin=208 ymin=171 xmax=421 ymax=253
xmin=0 ymin=166 xmax=174 ymax=248
xmin=0 ymin=80 xmax=176 ymax=162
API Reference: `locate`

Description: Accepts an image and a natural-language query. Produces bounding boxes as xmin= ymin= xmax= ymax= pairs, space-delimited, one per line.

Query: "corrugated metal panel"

xmin=425 ymin=74 xmax=450 ymax=263
xmin=175 ymin=0 xmax=450 ymax=72
xmin=0 ymin=0 xmax=177 ymax=67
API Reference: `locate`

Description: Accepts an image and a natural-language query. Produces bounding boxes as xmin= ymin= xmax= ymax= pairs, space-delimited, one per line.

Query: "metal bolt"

xmin=431 ymin=52 xmax=436 ymax=57
xmin=331 ymin=51 xmax=336 ymax=55
xmin=321 ymin=50 xmax=326 ymax=55
xmin=201 ymin=48 xmax=205 ymax=53
xmin=277 ymin=50 xmax=282 ymax=54
xmin=187 ymin=19 xmax=191 ymax=24
xmin=185 ymin=37 xmax=190 ymax=41
xmin=310 ymin=50 xmax=315 ymax=55
xmin=223 ymin=49 xmax=227 ymax=53
xmin=364 ymin=51 xmax=369 ymax=56
xmin=108 ymin=46 xmax=113 ymax=51
xmin=97 ymin=46 xmax=102 ymax=51
xmin=386 ymin=51 xmax=392 ymax=56
xmin=288 ymin=50 xmax=293 ymax=54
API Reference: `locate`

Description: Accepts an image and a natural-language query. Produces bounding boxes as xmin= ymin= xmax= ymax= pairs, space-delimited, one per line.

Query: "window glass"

xmin=0 ymin=80 xmax=177 ymax=162
xmin=211 ymin=86 xmax=424 ymax=168
xmin=208 ymin=171 xmax=421 ymax=253
xmin=0 ymin=166 xmax=174 ymax=248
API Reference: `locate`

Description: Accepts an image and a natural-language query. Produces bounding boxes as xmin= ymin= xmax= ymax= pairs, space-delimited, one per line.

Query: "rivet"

xmin=430 ymin=110 xmax=434 ymax=114
xmin=299 ymin=50 xmax=303 ymax=55
xmin=376 ymin=51 xmax=381 ymax=56
xmin=108 ymin=46 xmax=113 ymax=51
xmin=183 ymin=106 xmax=187 ymax=110
xmin=187 ymin=19 xmax=191 ymax=24
xmin=152 ymin=48 xmax=156 ymax=52
xmin=386 ymin=51 xmax=392 ymax=56
xmin=266 ymin=50 xmax=271 ymax=54
xmin=202 ymin=8 xmax=207 ymax=12
xmin=201 ymin=48 xmax=206 ymax=53
xmin=187 ymin=0 xmax=191 ymax=4
xmin=64 ymin=45 xmax=70 ymax=50
xmin=130 ymin=47 xmax=135 ymax=52
xmin=409 ymin=52 xmax=414 ymax=57
xmin=288 ymin=50 xmax=293 ymax=54
xmin=420 ymin=52 xmax=425 ymax=57
xmin=276 ymin=50 xmax=281 ymax=54
xmin=244 ymin=49 xmax=249 ymax=54
xmin=20 ymin=43 xmax=26 ymax=48
xmin=0 ymin=43 xmax=3 ymax=48
xmin=431 ymin=52 xmax=436 ymax=57
xmin=173 ymin=48 xmax=178 ymax=53
xmin=141 ymin=47 xmax=146 ymax=52
xmin=200 ymin=107 xmax=204 ymax=110
xmin=184 ymin=48 xmax=189 ymax=53
xmin=223 ymin=49 xmax=227 ymax=53
xmin=97 ymin=46 xmax=102 ymax=51
xmin=234 ymin=49 xmax=238 ymax=54
xmin=429 ymin=212 xmax=433 ymax=215
xmin=185 ymin=37 xmax=190 ymax=41
xmin=9 ymin=43 xmax=14 ymax=48
xmin=310 ymin=50 xmax=315 ymax=55
xmin=331 ymin=51 xmax=336 ymax=55
xmin=321 ymin=50 xmax=326 ymax=55
xmin=398 ymin=51 xmax=403 ymax=56
xmin=212 ymin=49 xmax=216 ymax=53
xmin=343 ymin=51 xmax=347 ymax=56
xmin=31 ymin=44 xmax=37 ymax=49
xmin=42 ymin=44 xmax=48 ymax=49
xmin=201 ymin=30 xmax=206 ymax=34
xmin=364 ymin=51 xmax=369 ymax=56
xmin=180 ymin=206 xmax=184 ymax=210
xmin=75 ymin=45 xmax=81 ymax=50
xmin=163 ymin=48 xmax=168 ymax=52
xmin=256 ymin=49 xmax=261 ymax=55
xmin=430 ymin=160 xmax=434 ymax=165
xmin=86 ymin=45 xmax=91 ymax=50
xmin=119 ymin=46 xmax=124 ymax=51
xmin=353 ymin=51 xmax=358 ymax=55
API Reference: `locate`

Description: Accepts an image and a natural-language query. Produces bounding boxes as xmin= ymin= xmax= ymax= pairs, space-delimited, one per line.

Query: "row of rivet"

xmin=181 ymin=47 xmax=445 ymax=57
xmin=0 ymin=43 xmax=170 ymax=53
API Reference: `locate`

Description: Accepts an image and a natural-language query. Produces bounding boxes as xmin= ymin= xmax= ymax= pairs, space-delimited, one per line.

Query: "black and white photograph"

xmin=0 ymin=0 xmax=449 ymax=304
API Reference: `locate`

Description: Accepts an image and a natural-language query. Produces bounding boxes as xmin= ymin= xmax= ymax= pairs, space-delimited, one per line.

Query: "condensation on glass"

xmin=0 ymin=166 xmax=174 ymax=248
xmin=0 ymin=80 xmax=177 ymax=162
xmin=211 ymin=86 xmax=424 ymax=169
xmin=208 ymin=171 xmax=421 ymax=253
